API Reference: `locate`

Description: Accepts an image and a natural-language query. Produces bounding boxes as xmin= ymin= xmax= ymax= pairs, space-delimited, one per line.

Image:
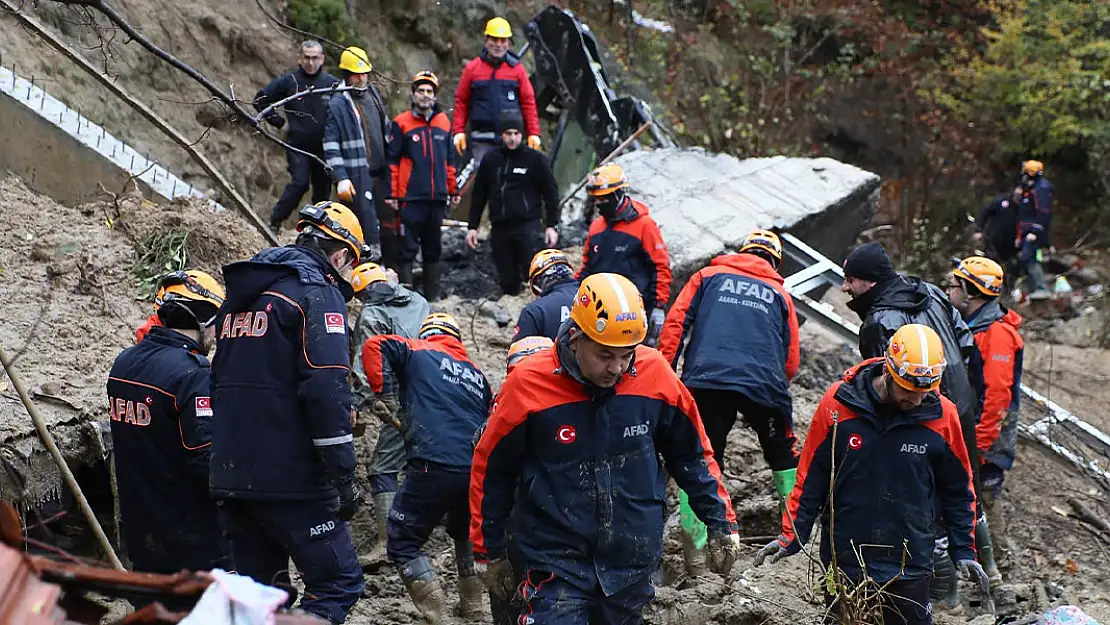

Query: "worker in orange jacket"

xmin=946 ymin=256 xmax=1023 ymax=571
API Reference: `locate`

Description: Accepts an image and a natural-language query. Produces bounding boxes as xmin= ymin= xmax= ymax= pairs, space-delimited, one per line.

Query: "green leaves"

xmin=287 ymin=0 xmax=352 ymax=46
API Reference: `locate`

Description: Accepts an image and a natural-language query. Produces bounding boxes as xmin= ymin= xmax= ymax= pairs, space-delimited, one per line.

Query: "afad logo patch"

xmin=324 ymin=313 xmax=345 ymax=334
xmin=195 ymin=396 xmax=213 ymax=417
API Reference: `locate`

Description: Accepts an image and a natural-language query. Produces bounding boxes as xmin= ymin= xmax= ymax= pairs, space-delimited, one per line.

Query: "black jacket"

xmin=977 ymin=193 xmax=1019 ymax=261
xmin=469 ymin=144 xmax=559 ymax=228
xmin=253 ymin=67 xmax=340 ymax=149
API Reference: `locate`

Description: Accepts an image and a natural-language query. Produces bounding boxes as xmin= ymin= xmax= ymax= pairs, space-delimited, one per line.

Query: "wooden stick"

xmin=556 ymin=121 xmax=656 ymax=212
xmin=0 ymin=344 xmax=125 ymax=571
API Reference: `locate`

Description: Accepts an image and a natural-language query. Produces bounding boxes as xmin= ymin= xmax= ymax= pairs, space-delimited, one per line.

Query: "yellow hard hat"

xmin=885 ymin=324 xmax=946 ymax=392
xmin=739 ymin=229 xmax=783 ymax=265
xmin=411 ymin=70 xmax=439 ymax=92
xmin=154 ymin=269 xmax=225 ymax=326
xmin=570 ymin=273 xmax=647 ymax=347
xmin=527 ymin=249 xmax=572 ymax=295
xmin=296 ymin=201 xmax=366 ymax=263
xmin=484 ymin=17 xmax=513 ymax=38
xmin=338 ymin=47 xmax=373 ymax=74
xmin=952 ymin=256 xmax=1004 ymax=298
xmin=506 ymin=336 xmax=554 ymax=372
xmin=350 ymin=262 xmax=389 ymax=293
xmin=585 ymin=163 xmax=627 ymax=197
xmin=420 ymin=312 xmax=461 ymax=341
xmin=1021 ymin=160 xmax=1044 ymax=177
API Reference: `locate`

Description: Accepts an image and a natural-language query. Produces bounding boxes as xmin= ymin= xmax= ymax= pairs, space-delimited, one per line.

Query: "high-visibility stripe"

xmin=313 ymin=434 xmax=353 ymax=446
xmin=604 ymin=274 xmax=631 ymax=313
xmin=914 ymin=324 xmax=929 ymax=366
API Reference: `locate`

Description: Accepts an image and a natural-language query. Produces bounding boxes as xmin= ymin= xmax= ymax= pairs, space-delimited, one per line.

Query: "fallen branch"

xmin=1067 ymin=497 xmax=1110 ymax=534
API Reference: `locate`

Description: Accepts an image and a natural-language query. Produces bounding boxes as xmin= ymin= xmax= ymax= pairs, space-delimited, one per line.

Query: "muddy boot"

xmin=423 ymin=262 xmax=442 ymax=302
xmin=984 ymin=495 xmax=1011 ymax=566
xmin=401 ymin=557 xmax=453 ymax=625
xmin=976 ymin=516 xmax=1003 ymax=585
xmin=680 ymin=528 xmax=709 ymax=577
xmin=454 ymin=541 xmax=483 ymax=619
xmin=931 ymin=539 xmax=962 ymax=614
xmin=360 ymin=492 xmax=393 ymax=571
xmin=397 ymin=263 xmax=414 ymax=288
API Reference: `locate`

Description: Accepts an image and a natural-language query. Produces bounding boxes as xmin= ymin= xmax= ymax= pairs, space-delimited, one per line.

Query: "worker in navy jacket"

xmin=1015 ymin=159 xmax=1054 ymax=295
xmin=756 ymin=325 xmax=987 ymax=625
xmin=210 ymin=202 xmax=366 ymax=623
xmin=511 ymin=248 xmax=578 ymax=342
xmin=471 ymin=273 xmax=739 ymax=624
xmin=107 ymin=270 xmax=229 ymax=604
xmin=361 ymin=313 xmax=492 ymax=624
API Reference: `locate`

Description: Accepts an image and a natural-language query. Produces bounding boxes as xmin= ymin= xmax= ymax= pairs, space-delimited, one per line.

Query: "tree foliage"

xmin=286 ymin=0 xmax=352 ymax=46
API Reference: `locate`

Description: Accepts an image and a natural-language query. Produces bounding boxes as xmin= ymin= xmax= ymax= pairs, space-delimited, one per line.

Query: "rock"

xmin=478 ymin=302 xmax=512 ymax=328
xmin=966 ymin=615 xmax=996 ymax=625
xmin=561 ymin=148 xmax=881 ymax=300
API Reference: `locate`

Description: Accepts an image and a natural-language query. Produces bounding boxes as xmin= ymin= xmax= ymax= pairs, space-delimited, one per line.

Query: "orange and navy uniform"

xmin=659 ymin=252 xmax=799 ymax=416
xmin=387 ymin=106 xmax=458 ymax=203
xmin=452 ymin=50 xmax=540 ymax=139
xmin=779 ymin=359 xmax=977 ymax=582
xmin=967 ymin=301 xmax=1023 ymax=469
xmin=577 ymin=198 xmax=672 ymax=313
xmin=470 ymin=338 xmax=737 ymax=595
xmin=106 ymin=325 xmax=229 ymax=573
xmin=361 ymin=333 xmax=492 ymax=469
xmin=134 ymin=312 xmax=162 ymax=344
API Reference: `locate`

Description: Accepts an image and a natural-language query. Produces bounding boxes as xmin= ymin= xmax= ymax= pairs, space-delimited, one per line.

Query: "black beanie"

xmin=499 ymin=110 xmax=524 ymax=133
xmin=843 ymin=242 xmax=897 ymax=283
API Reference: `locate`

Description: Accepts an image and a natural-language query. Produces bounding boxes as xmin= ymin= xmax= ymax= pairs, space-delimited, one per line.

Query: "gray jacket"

xmin=350 ymin=283 xmax=430 ymax=412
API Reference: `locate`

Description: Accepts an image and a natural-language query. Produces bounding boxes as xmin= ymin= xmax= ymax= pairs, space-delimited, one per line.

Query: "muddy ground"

xmin=2 ymin=175 xmax=1110 ymax=623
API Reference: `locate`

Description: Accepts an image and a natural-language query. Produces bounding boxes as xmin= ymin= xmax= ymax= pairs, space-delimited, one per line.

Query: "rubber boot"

xmin=772 ymin=468 xmax=797 ymax=515
xmin=401 ymin=557 xmax=453 ymax=625
xmin=397 ymin=263 xmax=414 ymax=288
xmin=361 ymin=492 xmax=393 ymax=569
xmin=454 ymin=541 xmax=483 ymax=619
xmin=423 ymin=262 xmax=442 ymax=302
xmin=984 ymin=495 xmax=1011 ymax=566
xmin=976 ymin=515 xmax=1003 ymax=585
xmin=678 ymin=489 xmax=708 ymax=577
xmin=930 ymin=539 xmax=963 ymax=614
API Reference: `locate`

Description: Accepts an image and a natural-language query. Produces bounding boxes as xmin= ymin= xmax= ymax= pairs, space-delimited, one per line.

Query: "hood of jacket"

xmin=540 ymin=279 xmax=578 ymax=298
xmin=604 ymin=196 xmax=644 ymax=224
xmin=144 ymin=325 xmax=205 ymax=355
xmin=847 ymin=274 xmax=928 ymax=319
xmin=222 ymin=245 xmax=352 ymax=311
xmin=710 ymin=253 xmax=784 ymax=285
xmin=425 ymin=333 xmax=469 ymax=360
xmin=362 ymin=281 xmax=418 ymax=308
xmin=835 ymin=359 xmax=943 ymax=429
xmin=967 ymin=299 xmax=1023 ymax=332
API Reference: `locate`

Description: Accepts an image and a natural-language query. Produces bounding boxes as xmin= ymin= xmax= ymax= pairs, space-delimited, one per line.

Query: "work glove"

xmin=706 ymin=532 xmax=741 ymax=575
xmin=337 ymin=179 xmax=355 ymax=202
xmin=453 ymin=133 xmax=467 ymax=155
xmin=365 ymin=243 xmax=381 ymax=263
xmin=754 ymin=535 xmax=799 ymax=567
xmin=527 ymin=135 xmax=542 ymax=150
xmin=958 ymin=559 xmax=991 ymax=594
xmin=644 ymin=308 xmax=666 ymax=347
xmin=372 ymin=394 xmax=403 ymax=432
xmin=335 ymin=476 xmax=363 ymax=522
xmin=475 ymin=558 xmax=516 ymax=600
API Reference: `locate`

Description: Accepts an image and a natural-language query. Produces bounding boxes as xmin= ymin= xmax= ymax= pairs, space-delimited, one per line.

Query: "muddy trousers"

xmin=491 ymin=219 xmax=543 ymax=295
xmin=386 ymin=460 xmax=471 ymax=564
xmin=223 ymin=498 xmax=364 ymax=624
xmin=824 ymin=575 xmax=933 ymax=625
xmin=518 ymin=572 xmax=653 ymax=624
xmin=690 ymin=387 xmax=799 ymax=473
xmin=368 ymin=422 xmax=406 ymax=495
xmin=271 ymin=147 xmax=332 ymax=225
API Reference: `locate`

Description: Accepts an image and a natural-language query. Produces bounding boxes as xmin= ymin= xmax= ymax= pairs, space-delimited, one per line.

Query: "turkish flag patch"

xmin=324 ymin=313 xmax=345 ymax=334
xmin=195 ymin=396 xmax=213 ymax=417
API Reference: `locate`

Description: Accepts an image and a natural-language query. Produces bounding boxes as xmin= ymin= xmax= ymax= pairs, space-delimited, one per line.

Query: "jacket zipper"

xmin=498 ymin=155 xmax=511 ymax=220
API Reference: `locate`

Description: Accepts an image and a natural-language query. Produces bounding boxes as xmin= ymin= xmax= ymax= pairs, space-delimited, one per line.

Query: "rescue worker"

xmin=974 ymin=186 xmax=1022 ymax=266
xmin=107 ymin=270 xmax=229 ymax=600
xmin=946 ymin=257 xmax=1024 ymax=575
xmin=471 ymin=273 xmax=741 ymax=624
xmin=361 ymin=313 xmax=493 ymax=624
xmin=840 ymin=241 xmax=987 ymax=609
xmin=1016 ymin=160 xmax=1054 ymax=297
xmin=324 ymin=46 xmax=388 ymax=261
xmin=210 ymin=201 xmax=366 ymax=623
xmin=452 ymin=17 xmax=541 ymax=165
xmin=466 ymin=111 xmax=560 ymax=295
xmin=756 ymin=324 xmax=989 ymax=625
xmin=511 ymin=249 xmax=578 ymax=342
xmin=506 ymin=335 xmax=554 ymax=373
xmin=577 ymin=164 xmax=672 ymax=347
xmin=253 ymin=41 xmax=340 ymax=234
xmin=348 ymin=262 xmax=430 ymax=567
xmin=385 ymin=70 xmax=458 ymax=298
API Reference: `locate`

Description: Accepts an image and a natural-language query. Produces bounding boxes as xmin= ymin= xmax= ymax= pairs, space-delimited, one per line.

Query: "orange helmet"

xmin=885 ymin=324 xmax=946 ymax=392
xmin=952 ymin=256 xmax=1004 ymax=298
xmin=296 ymin=201 xmax=366 ymax=263
xmin=1021 ymin=160 xmax=1044 ymax=177
xmin=739 ymin=229 xmax=783 ymax=266
xmin=351 ymin=262 xmax=389 ymax=293
xmin=527 ymin=249 xmax=572 ymax=296
xmin=411 ymin=70 xmax=439 ymax=92
xmin=585 ymin=163 xmax=628 ymax=197
xmin=154 ymin=269 xmax=225 ymax=327
xmin=419 ymin=312 xmax=461 ymax=341
xmin=506 ymin=336 xmax=554 ymax=372
xmin=570 ymin=273 xmax=647 ymax=347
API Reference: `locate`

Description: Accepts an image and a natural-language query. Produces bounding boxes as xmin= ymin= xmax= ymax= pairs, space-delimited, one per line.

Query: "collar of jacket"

xmin=709 ymin=252 xmax=783 ymax=284
xmin=540 ymin=278 xmax=578 ymax=298
xmin=409 ymin=103 xmax=443 ymax=122
xmin=480 ymin=48 xmax=519 ymax=67
xmin=845 ymin=273 xmax=905 ymax=320
xmin=604 ymin=196 xmax=640 ymax=224
xmin=425 ymin=333 xmax=469 ymax=359
xmin=144 ymin=325 xmax=205 ymax=355
xmin=363 ymin=282 xmax=415 ymax=307
xmin=553 ymin=319 xmax=637 ymax=399
xmin=966 ymin=298 xmax=1006 ymax=332
xmin=836 ymin=359 xmax=943 ymax=429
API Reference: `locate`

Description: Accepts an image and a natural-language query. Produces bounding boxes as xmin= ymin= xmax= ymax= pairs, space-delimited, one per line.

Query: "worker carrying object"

xmin=348 ymin=261 xmax=430 ymax=568
xmin=324 ymin=46 xmax=389 ymax=262
xmin=385 ymin=71 xmax=459 ymax=298
xmin=511 ymin=249 xmax=578 ymax=341
xmin=210 ymin=201 xmax=366 ymax=623
xmin=362 ymin=312 xmax=493 ymax=625
xmin=658 ymin=230 xmax=800 ymax=576
xmin=1015 ymin=159 xmax=1055 ymax=297
xmin=756 ymin=324 xmax=987 ymax=625
xmin=471 ymin=273 xmax=739 ymax=624
xmin=453 ymin=16 xmax=541 ymax=165
xmin=466 ymin=111 xmax=561 ymax=295
xmin=577 ymin=163 xmax=672 ymax=347
xmin=947 ymin=256 xmax=1024 ymax=576
xmin=107 ymin=270 xmax=230 ymax=604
